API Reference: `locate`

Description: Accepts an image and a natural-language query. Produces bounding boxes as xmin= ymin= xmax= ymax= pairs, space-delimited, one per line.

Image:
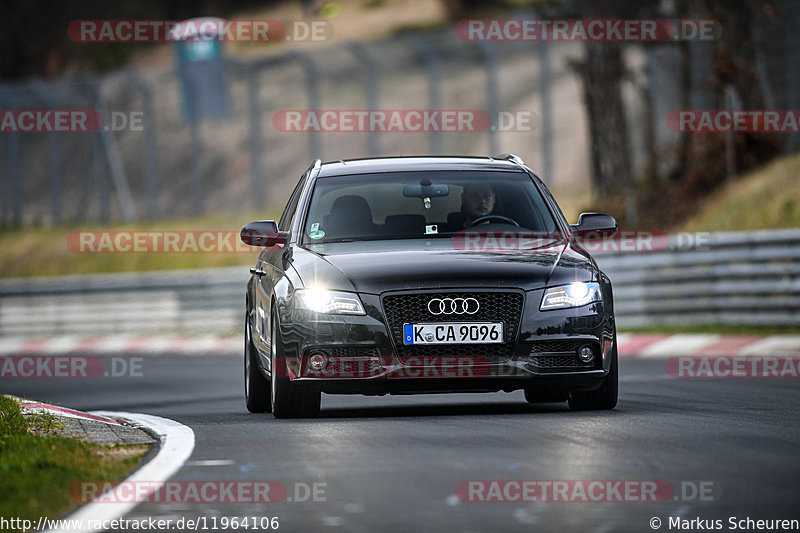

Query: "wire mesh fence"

xmin=1 ymin=7 xmax=798 ymax=226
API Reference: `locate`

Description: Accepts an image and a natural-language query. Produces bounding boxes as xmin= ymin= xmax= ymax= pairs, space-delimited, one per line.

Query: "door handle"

xmin=250 ymin=267 xmax=267 ymax=277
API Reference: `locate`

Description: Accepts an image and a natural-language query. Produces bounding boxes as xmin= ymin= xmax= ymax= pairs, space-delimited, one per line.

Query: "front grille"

xmin=382 ymin=291 xmax=524 ymax=362
xmin=527 ymin=341 xmax=596 ymax=370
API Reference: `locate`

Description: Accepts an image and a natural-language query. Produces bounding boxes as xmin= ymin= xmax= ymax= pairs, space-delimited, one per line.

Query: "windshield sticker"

xmin=310 ymin=222 xmax=319 ymax=232
xmin=425 ymin=224 xmax=438 ymax=235
xmin=309 ymin=230 xmax=325 ymax=240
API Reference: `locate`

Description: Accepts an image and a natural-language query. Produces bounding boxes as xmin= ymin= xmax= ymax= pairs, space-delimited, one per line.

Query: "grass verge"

xmin=0 ymin=396 xmax=148 ymax=523
xmin=0 ymin=209 xmax=279 ymax=278
xmin=681 ymin=151 xmax=800 ymax=232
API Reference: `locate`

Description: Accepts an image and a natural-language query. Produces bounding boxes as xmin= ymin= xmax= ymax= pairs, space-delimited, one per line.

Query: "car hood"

xmin=292 ymin=238 xmax=598 ymax=294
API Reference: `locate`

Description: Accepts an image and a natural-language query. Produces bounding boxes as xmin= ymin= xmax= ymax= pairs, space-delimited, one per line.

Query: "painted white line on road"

xmin=639 ymin=334 xmax=720 ymax=358
xmin=185 ymin=459 xmax=235 ymax=466
xmin=44 ymin=412 xmax=195 ymax=533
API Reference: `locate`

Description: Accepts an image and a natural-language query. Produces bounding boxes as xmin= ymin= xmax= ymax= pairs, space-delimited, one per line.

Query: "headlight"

xmin=540 ymin=282 xmax=601 ymax=310
xmin=295 ymin=288 xmax=366 ymax=315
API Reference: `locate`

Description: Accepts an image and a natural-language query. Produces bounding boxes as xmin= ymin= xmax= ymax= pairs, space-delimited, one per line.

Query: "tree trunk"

xmin=577 ymin=0 xmax=635 ymax=217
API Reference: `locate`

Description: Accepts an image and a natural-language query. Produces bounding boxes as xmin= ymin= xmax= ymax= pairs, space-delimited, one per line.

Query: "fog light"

xmin=309 ymin=353 xmax=327 ymax=371
xmin=578 ymin=345 xmax=595 ymax=363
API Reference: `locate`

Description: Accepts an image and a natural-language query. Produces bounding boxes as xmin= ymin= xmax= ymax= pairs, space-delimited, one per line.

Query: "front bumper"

xmin=277 ymin=288 xmax=615 ymax=395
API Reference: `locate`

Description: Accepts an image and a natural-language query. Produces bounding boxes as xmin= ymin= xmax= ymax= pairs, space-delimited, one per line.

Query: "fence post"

xmin=92 ymin=127 xmax=109 ymax=223
xmin=288 ymin=50 xmax=321 ymax=161
xmin=181 ymin=70 xmax=204 ymax=216
xmin=407 ymin=36 xmax=442 ymax=155
xmin=348 ymin=41 xmax=380 ymax=156
xmin=538 ymin=40 xmax=553 ymax=182
xmin=126 ymin=69 xmax=159 ymax=220
xmin=785 ymin=0 xmax=798 ymax=152
xmin=477 ymin=41 xmax=499 ymax=155
xmin=80 ymin=76 xmax=136 ymax=223
xmin=724 ymin=85 xmax=740 ymax=180
xmin=28 ymin=81 xmax=63 ymax=225
xmin=0 ymin=86 xmax=22 ymax=226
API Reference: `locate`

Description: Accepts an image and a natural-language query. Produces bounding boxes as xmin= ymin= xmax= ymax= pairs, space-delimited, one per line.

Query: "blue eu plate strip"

xmin=403 ymin=324 xmax=414 ymax=345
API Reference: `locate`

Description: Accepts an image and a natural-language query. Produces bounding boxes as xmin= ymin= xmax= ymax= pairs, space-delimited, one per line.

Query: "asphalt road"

xmin=4 ymin=353 xmax=800 ymax=533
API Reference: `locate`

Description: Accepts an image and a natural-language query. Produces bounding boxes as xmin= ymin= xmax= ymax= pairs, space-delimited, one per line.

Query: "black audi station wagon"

xmin=241 ymin=155 xmax=618 ymax=418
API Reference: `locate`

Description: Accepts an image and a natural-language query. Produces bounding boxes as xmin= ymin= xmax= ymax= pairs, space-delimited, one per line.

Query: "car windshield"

xmin=301 ymin=170 xmax=559 ymax=244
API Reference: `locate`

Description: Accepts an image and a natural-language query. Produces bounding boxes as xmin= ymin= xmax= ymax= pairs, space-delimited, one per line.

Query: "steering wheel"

xmin=467 ymin=215 xmax=520 ymax=228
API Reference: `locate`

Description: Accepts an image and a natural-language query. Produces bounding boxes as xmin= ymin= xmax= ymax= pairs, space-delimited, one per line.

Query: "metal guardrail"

xmin=0 ymin=229 xmax=798 ymax=337
xmin=594 ymin=228 xmax=800 ymax=327
xmin=0 ymin=267 xmax=248 ymax=336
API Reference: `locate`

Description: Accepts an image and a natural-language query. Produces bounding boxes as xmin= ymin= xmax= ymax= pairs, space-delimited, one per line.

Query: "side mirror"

xmin=240 ymin=220 xmax=286 ymax=247
xmin=570 ymin=213 xmax=618 ymax=234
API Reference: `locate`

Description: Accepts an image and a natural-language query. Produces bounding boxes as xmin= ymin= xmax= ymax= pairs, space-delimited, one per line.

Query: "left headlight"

xmin=540 ymin=282 xmax=601 ymax=310
xmin=295 ymin=288 xmax=366 ymax=315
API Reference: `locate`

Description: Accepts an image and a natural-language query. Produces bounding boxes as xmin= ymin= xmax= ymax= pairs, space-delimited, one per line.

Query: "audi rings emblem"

xmin=427 ymin=297 xmax=480 ymax=315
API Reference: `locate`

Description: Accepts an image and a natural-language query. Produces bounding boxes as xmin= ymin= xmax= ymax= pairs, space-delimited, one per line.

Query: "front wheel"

xmin=245 ymin=312 xmax=271 ymax=413
xmin=270 ymin=309 xmax=321 ymax=419
xmin=568 ymin=345 xmax=618 ymax=411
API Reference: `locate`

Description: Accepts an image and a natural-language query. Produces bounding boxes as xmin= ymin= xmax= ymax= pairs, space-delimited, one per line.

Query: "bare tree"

xmin=575 ymin=0 xmax=637 ymax=223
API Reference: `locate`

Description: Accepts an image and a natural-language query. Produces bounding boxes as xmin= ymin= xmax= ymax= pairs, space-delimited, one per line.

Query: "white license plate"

xmin=403 ymin=322 xmax=503 ymax=345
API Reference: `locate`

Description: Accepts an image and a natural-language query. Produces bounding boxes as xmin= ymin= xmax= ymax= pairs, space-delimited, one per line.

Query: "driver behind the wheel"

xmin=452 ymin=183 xmax=496 ymax=229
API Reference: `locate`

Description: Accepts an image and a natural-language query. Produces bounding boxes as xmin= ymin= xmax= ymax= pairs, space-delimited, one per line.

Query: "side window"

xmin=278 ymin=172 xmax=308 ymax=231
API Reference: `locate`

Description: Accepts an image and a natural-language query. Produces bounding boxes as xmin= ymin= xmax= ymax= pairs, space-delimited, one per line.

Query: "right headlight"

xmin=540 ymin=282 xmax=601 ymax=311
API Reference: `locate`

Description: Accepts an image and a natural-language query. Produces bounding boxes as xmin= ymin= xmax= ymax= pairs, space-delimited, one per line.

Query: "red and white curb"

xmin=616 ymin=333 xmax=800 ymax=358
xmin=14 ymin=397 xmax=122 ymax=425
xmin=0 ymin=334 xmax=799 ymax=358
xmin=0 ymin=335 xmax=240 ymax=356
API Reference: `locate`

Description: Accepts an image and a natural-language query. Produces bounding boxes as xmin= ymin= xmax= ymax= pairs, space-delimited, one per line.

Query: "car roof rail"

xmin=494 ymin=153 xmax=525 ymax=166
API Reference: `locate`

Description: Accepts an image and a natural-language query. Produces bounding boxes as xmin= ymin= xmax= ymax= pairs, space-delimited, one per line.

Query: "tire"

xmin=245 ymin=312 xmax=271 ymax=413
xmin=270 ymin=308 xmax=321 ymax=419
xmin=568 ymin=343 xmax=618 ymax=411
